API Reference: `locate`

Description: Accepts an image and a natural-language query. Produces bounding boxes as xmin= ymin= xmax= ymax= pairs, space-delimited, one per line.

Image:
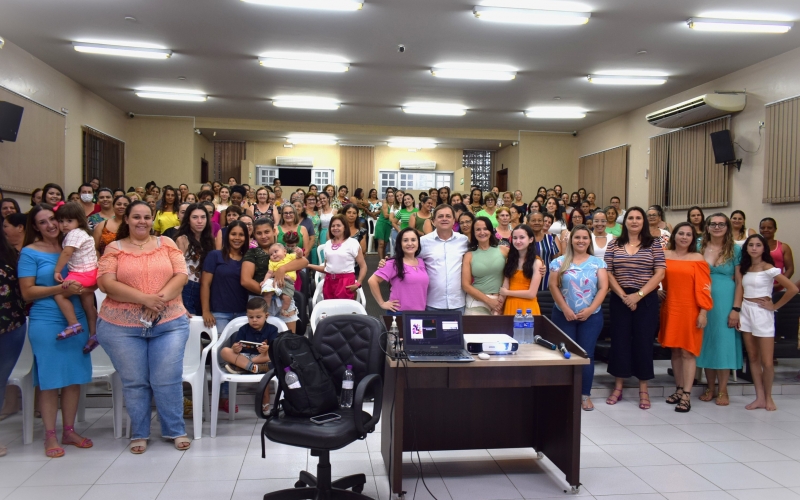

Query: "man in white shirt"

xmin=610 ymin=196 xmax=625 ymax=224
xmin=419 ymin=205 xmax=469 ymax=313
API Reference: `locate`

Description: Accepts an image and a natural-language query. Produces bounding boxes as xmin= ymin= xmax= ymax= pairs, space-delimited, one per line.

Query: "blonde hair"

xmin=698 ymin=213 xmax=735 ymax=266
xmin=556 ymin=225 xmax=594 ymax=287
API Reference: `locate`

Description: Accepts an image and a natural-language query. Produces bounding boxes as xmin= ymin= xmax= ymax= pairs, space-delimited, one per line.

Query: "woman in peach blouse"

xmin=96 ymin=201 xmax=191 ymax=454
xmin=658 ymin=222 xmax=713 ymax=413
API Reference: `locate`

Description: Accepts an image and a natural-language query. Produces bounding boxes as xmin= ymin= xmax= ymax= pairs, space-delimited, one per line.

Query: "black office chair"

xmin=292 ymin=290 xmax=308 ymax=337
xmin=256 ymin=315 xmax=384 ymax=499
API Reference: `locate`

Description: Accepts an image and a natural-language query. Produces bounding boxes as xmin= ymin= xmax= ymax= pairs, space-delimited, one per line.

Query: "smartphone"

xmin=310 ymin=413 xmax=341 ymax=425
xmin=238 ymin=341 xmax=263 ymax=349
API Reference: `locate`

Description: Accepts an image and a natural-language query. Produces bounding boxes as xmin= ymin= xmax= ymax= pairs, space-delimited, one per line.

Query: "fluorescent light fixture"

xmin=388 ymin=140 xmax=438 ymax=149
xmin=587 ymin=74 xmax=667 ymax=85
xmin=73 ymin=42 xmax=172 ymax=59
xmin=593 ymin=70 xmax=668 ymax=77
xmin=286 ymin=135 xmax=338 ymax=145
xmin=135 ymin=87 xmax=207 ymax=101
xmin=0 ymin=37 xmax=4 ymax=49
xmin=525 ymin=106 xmax=586 ymax=118
xmin=241 ymin=0 xmax=362 ymax=11
xmin=272 ymin=96 xmax=340 ymax=110
xmin=402 ymin=102 xmax=467 ymax=116
xmin=259 ymin=52 xmax=350 ymax=72
xmin=473 ymin=6 xmax=590 ymax=25
xmin=431 ymin=63 xmax=516 ymax=80
xmin=687 ymin=17 xmax=793 ymax=33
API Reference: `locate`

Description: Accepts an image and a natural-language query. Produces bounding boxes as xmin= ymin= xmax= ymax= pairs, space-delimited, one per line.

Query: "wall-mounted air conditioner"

xmin=646 ymin=93 xmax=746 ymax=128
xmin=399 ymin=160 xmax=436 ymax=170
xmin=275 ymin=156 xmax=313 ymax=167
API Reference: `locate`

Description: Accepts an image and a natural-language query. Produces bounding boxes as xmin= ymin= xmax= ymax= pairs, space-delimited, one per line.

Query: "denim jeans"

xmin=96 ymin=316 xmax=190 ymax=440
xmin=182 ymin=281 xmax=201 ymax=315
xmin=425 ymin=305 xmax=466 ymax=314
xmin=551 ymin=308 xmax=603 ymax=396
xmin=212 ymin=311 xmax=246 ymax=337
xmin=0 ymin=324 xmax=26 ymax=410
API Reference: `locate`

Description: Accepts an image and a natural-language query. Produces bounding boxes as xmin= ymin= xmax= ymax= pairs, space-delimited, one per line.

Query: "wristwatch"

xmin=731 ymin=306 xmax=741 ymax=312
xmin=637 ymin=290 xmax=644 ymax=298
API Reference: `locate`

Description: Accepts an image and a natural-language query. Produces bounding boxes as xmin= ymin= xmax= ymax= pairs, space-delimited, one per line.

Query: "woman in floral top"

xmin=0 ymin=228 xmax=26 ymax=457
xmin=175 ymin=204 xmax=216 ymax=315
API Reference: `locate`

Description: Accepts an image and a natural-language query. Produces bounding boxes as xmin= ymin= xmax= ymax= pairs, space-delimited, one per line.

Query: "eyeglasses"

xmin=647 ymin=214 xmax=658 ymax=217
xmin=708 ymin=222 xmax=727 ymax=229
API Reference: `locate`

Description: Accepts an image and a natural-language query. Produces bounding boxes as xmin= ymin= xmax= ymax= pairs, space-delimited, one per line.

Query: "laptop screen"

xmin=402 ymin=311 xmax=463 ymax=347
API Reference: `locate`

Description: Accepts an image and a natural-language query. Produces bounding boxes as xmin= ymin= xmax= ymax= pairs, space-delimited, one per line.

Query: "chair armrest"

xmin=353 ymin=374 xmax=383 ymax=435
xmin=199 ymin=326 xmax=219 ymax=368
xmin=255 ymin=370 xmax=276 ymax=419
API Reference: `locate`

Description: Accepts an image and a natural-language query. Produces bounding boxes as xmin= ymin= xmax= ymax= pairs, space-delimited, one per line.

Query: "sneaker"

xmin=225 ymin=363 xmax=245 ymax=374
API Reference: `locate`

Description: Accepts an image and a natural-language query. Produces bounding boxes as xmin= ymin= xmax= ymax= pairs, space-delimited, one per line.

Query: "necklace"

xmin=331 ymin=239 xmax=343 ymax=250
xmin=128 ymin=236 xmax=150 ymax=250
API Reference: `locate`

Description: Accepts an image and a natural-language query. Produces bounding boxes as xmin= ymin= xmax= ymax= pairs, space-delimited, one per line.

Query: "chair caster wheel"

xmin=294 ymin=481 xmax=305 ymax=488
xmin=570 ymin=485 xmax=580 ymax=494
xmin=353 ymin=484 xmax=364 ymax=493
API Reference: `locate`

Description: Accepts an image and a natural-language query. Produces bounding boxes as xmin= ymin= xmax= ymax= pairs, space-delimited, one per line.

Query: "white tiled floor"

xmin=2 ymin=395 xmax=800 ymax=499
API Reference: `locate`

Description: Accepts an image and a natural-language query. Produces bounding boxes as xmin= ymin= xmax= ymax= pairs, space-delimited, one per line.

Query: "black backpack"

xmin=268 ymin=332 xmax=339 ymax=418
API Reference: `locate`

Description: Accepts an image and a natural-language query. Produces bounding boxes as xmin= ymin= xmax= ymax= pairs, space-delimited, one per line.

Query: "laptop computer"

xmin=401 ymin=311 xmax=474 ymax=363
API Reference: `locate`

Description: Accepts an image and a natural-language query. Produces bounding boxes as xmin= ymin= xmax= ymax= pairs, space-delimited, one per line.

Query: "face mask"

xmin=80 ymin=193 xmax=94 ymax=203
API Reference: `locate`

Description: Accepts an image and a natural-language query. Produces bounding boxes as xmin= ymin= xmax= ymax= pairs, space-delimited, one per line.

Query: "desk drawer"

xmin=448 ymin=366 xmax=574 ymax=389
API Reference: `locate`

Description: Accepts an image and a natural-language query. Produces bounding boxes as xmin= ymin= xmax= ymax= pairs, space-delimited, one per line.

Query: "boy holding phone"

xmin=221 ymin=297 xmax=279 ymax=375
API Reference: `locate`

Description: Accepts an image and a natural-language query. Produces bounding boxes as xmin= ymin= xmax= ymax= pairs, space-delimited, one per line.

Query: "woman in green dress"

xmin=696 ymin=213 xmax=742 ymax=406
xmin=373 ymin=188 xmax=399 ymax=260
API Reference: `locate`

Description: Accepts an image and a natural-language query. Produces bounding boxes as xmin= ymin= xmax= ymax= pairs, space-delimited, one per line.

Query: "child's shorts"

xmin=65 ymin=269 xmax=97 ymax=288
xmin=740 ymin=300 xmax=776 ymax=337
xmin=261 ymin=278 xmax=295 ymax=299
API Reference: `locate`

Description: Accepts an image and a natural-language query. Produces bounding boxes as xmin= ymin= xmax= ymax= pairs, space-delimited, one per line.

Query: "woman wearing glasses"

xmin=276 ymin=205 xmax=311 ymax=257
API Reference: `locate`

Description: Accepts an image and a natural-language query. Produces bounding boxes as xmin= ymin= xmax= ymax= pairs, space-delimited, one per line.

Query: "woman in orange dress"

xmin=502 ymin=225 xmax=543 ymax=315
xmin=659 ymin=222 xmax=713 ymax=413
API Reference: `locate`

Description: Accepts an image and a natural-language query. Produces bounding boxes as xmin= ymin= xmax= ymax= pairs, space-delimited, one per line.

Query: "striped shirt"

xmin=396 ymin=208 xmax=417 ymax=230
xmin=603 ymin=239 xmax=666 ymax=289
xmin=535 ymin=233 xmax=560 ymax=291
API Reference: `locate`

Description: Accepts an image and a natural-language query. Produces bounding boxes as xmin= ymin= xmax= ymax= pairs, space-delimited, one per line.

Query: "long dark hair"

xmin=469 ymin=216 xmax=498 ymax=251
xmin=666 ymin=222 xmax=699 ymax=252
xmin=160 ymin=185 xmax=180 ymax=213
xmin=504 ymin=224 xmax=538 ymax=280
xmin=116 ymin=201 xmax=151 ymax=241
xmin=392 ymin=227 xmax=421 ymax=281
xmin=177 ymin=203 xmax=215 ymax=268
xmin=617 ymin=206 xmax=655 ymax=248
xmin=545 ymin=196 xmax=566 ymax=222
xmin=740 ymin=234 xmax=774 ymax=274
xmin=687 ymin=206 xmax=706 ymax=233
xmin=23 ymin=204 xmax=56 ymax=246
xmin=0 ymin=216 xmax=19 ymax=270
xmin=470 ymin=188 xmax=484 ymax=206
xmin=222 ymin=220 xmax=249 ymax=262
xmin=30 ymin=188 xmax=42 ymax=207
xmin=42 ymin=183 xmax=64 ymax=203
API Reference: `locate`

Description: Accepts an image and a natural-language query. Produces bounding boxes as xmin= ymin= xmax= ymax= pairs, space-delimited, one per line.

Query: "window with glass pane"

xmin=256 ymin=166 xmax=278 ymax=186
xmin=380 ymin=172 xmax=398 ymax=199
xmin=312 ymin=169 xmax=333 ymax=187
xmin=463 ymin=150 xmax=493 ymax=191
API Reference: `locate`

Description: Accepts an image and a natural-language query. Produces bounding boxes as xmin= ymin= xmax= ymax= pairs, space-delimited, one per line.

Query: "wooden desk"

xmin=380 ymin=315 xmax=588 ymax=496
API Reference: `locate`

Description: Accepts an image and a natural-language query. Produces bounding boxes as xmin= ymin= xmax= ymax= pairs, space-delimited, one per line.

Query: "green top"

xmin=474 ymin=209 xmax=498 ymax=229
xmin=396 ymin=208 xmax=418 ymax=230
xmin=414 ymin=213 xmax=431 ymax=232
xmin=470 ymin=246 xmax=505 ymax=295
xmin=277 ymin=225 xmax=304 ymax=250
xmin=605 ymin=223 xmax=622 ymax=238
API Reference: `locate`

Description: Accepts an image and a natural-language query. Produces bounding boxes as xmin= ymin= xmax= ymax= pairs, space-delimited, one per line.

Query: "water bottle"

xmin=513 ymin=309 xmax=525 ymax=342
xmin=389 ymin=317 xmax=399 ymax=356
xmin=284 ymin=366 xmax=301 ymax=390
xmin=340 ymin=365 xmax=354 ymax=408
xmin=524 ymin=309 xmax=535 ymax=345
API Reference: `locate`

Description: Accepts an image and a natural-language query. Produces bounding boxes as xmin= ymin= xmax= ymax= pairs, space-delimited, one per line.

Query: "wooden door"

xmin=496 ymin=169 xmax=508 ymax=191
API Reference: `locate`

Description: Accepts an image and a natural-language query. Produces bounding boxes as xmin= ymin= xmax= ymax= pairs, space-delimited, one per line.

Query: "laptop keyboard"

xmin=407 ymin=350 xmax=469 ymax=357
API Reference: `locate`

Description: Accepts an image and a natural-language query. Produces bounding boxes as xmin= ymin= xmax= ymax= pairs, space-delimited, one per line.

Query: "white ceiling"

xmin=2 ymin=0 xmax=800 ymax=139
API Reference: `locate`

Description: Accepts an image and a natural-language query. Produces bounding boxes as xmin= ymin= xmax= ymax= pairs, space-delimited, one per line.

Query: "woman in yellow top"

xmin=501 ymin=224 xmax=543 ymax=315
xmin=153 ymin=185 xmax=181 ymax=235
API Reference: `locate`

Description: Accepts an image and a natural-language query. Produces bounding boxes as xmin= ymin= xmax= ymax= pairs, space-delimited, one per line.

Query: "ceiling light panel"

xmin=241 ymin=0 xmax=362 ymax=11
xmin=287 ymin=135 xmax=338 ymax=145
xmin=259 ymin=52 xmax=350 ymax=72
xmin=687 ymin=17 xmax=793 ymax=33
xmin=587 ymin=74 xmax=667 ymax=85
xmin=388 ymin=140 xmax=438 ymax=149
xmin=525 ymin=106 xmax=586 ymax=118
xmin=272 ymin=96 xmax=340 ymax=110
xmin=473 ymin=6 xmax=590 ymax=25
xmin=135 ymin=87 xmax=207 ymax=101
xmin=73 ymin=42 xmax=172 ymax=59
xmin=431 ymin=63 xmax=516 ymax=80
xmin=402 ymin=102 xmax=467 ymax=116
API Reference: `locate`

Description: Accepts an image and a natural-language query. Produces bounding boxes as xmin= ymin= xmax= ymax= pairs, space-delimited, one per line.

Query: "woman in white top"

xmin=730 ymin=210 xmax=756 ymax=246
xmin=590 ymin=211 xmax=610 ymax=260
xmin=647 ymin=206 xmax=671 ymax=245
xmin=737 ymin=234 xmax=798 ymax=411
xmin=215 ymin=186 xmax=231 ymax=211
xmin=545 ymin=197 xmax=567 ymax=236
xmin=308 ymin=214 xmax=367 ymax=300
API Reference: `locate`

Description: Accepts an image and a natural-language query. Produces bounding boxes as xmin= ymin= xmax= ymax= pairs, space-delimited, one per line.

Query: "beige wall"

xmin=0 ymin=39 xmax=127 ymax=194
xmin=193 ymin=133 xmax=213 ymax=188
xmin=577 ymin=45 xmax=800 ymax=256
xmin=495 ymin=145 xmax=519 ymax=186
xmin=516 ymin=132 xmax=578 ymax=202
xmin=126 ymin=116 xmax=196 ymax=190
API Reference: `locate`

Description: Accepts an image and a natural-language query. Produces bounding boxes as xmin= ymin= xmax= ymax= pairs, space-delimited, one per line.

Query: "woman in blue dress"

xmin=18 ymin=204 xmax=93 ymax=457
xmin=696 ymin=213 xmax=743 ymax=406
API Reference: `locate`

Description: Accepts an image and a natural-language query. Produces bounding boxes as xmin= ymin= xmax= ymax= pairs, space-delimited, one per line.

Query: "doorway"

xmin=496 ymin=169 xmax=508 ymax=191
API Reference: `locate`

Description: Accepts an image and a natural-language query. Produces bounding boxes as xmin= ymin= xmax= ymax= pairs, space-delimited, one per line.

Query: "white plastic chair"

xmin=8 ymin=320 xmax=34 ymax=445
xmin=183 ymin=316 xmax=217 ymax=439
xmin=77 ymin=347 xmax=127 ymax=439
xmin=209 ymin=316 xmax=288 ymax=438
xmin=366 ymin=218 xmax=377 ymax=254
xmin=309 ymin=299 xmax=367 ymax=333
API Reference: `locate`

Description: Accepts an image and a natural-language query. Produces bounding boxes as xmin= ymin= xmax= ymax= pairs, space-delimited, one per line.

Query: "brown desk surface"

xmin=387 ymin=343 xmax=588 ymax=368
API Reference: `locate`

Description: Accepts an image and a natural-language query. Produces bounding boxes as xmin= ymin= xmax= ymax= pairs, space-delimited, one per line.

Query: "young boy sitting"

xmin=221 ymin=297 xmax=278 ymax=375
xmin=260 ymin=242 xmax=297 ymax=317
